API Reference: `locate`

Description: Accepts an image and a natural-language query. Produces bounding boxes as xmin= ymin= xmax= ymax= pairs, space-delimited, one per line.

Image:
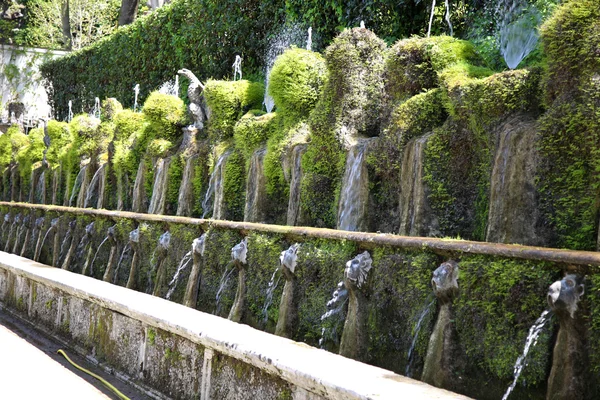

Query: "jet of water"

xmin=261 ymin=267 xmax=281 ymax=324
xmin=166 ymin=250 xmax=193 ymax=300
xmin=405 ymin=300 xmax=435 ymax=377
xmin=319 ymin=281 xmax=349 ymax=348
xmin=232 ymin=55 xmax=243 ymax=81
xmin=502 ymin=309 xmax=552 ymax=400
xmin=133 ymin=84 xmax=140 ymax=112
xmin=306 ymin=27 xmax=312 ymax=51
xmin=67 ymin=100 xmax=74 ymax=122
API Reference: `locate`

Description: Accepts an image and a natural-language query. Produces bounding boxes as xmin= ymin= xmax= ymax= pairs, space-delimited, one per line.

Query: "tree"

xmin=118 ymin=0 xmax=139 ymax=26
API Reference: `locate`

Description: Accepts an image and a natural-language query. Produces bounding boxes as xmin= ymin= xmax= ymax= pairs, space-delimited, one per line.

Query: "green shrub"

xmin=0 ymin=125 xmax=28 ymax=169
xmin=101 ymin=98 xmax=123 ymax=122
xmin=142 ymin=91 xmax=186 ymax=142
xmin=69 ymin=114 xmax=102 ymax=158
xmin=204 ymin=80 xmax=264 ymax=142
xmin=268 ymin=48 xmax=327 ymax=120
xmin=233 ymin=111 xmax=276 ymax=158
xmin=45 ymin=120 xmax=71 ymax=166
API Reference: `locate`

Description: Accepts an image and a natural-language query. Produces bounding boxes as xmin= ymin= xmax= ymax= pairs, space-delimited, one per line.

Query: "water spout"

xmin=406 ymin=300 xmax=435 ymax=378
xmin=102 ymin=226 xmax=119 ymax=282
xmin=133 ymin=84 xmax=140 ymax=112
xmin=275 ymin=243 xmax=301 ymax=338
xmin=306 ymin=27 xmax=312 ymax=51
xmin=67 ymin=100 xmax=73 ymax=122
xmin=69 ymin=165 xmax=88 ymax=207
xmin=228 ymin=238 xmax=249 ymax=322
xmin=126 ymin=227 xmax=142 ymax=289
xmin=232 ymin=55 xmax=242 ymax=81
xmin=84 ymin=163 xmax=107 ymax=208
xmin=176 ymin=154 xmax=199 ymax=217
xmin=166 ymin=249 xmax=193 ymax=300
xmin=150 ymin=231 xmax=171 ymax=296
xmin=59 ymin=220 xmax=77 ymax=269
xmin=34 ymin=217 xmax=58 ymax=262
xmin=498 ymin=0 xmax=541 ymax=69
xmin=183 ymin=234 xmax=208 ymax=308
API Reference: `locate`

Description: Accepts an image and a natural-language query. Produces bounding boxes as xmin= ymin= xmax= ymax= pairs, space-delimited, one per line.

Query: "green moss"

xmin=142 ymin=91 xmax=186 ymax=142
xmin=590 ymin=274 xmax=600 ymax=377
xmin=222 ymin=150 xmax=246 ymax=221
xmin=101 ymin=98 xmax=123 ymax=122
xmin=16 ymin=128 xmax=45 ymax=194
xmin=453 ymin=256 xmax=556 ymax=392
xmin=268 ymin=48 xmax=327 ymax=120
xmin=147 ymin=139 xmax=173 ymax=158
xmin=423 ymin=69 xmax=542 ymax=240
xmin=385 ymin=36 xmax=489 ymax=103
xmin=69 ymin=114 xmax=102 ymax=158
xmin=45 ymin=120 xmax=71 ymax=166
xmin=0 ymin=125 xmax=28 ymax=170
xmin=535 ymin=0 xmax=600 ymax=250
xmin=204 ymin=80 xmax=265 ymax=142
xmin=540 ymin=0 xmax=600 ymax=103
xmin=233 ymin=111 xmax=276 ymax=158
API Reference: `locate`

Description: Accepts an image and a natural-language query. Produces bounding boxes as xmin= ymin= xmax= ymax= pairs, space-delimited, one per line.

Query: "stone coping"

xmin=2 ymin=201 xmax=600 ymax=269
xmin=0 ymin=251 xmax=470 ymax=400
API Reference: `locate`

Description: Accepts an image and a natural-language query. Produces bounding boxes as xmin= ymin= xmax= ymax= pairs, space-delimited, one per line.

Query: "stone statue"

xmin=183 ymin=234 xmax=207 ymax=308
xmin=275 ymin=243 xmax=300 ymax=338
xmin=177 ymin=68 xmax=210 ymax=129
xmin=422 ymin=260 xmax=464 ymax=391
xmin=229 ymin=238 xmax=248 ymax=323
xmin=547 ymin=274 xmax=589 ymax=400
xmin=339 ymin=251 xmax=372 ymax=362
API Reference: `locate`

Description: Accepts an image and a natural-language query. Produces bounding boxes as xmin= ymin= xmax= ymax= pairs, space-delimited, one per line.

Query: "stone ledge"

xmin=0 ymin=251 xmax=470 ymax=400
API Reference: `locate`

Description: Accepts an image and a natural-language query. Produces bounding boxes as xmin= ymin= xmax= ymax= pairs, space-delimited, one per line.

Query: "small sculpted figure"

xmin=275 ymin=243 xmax=300 ymax=338
xmin=228 ymin=238 xmax=248 ymax=322
xmin=177 ymin=68 xmax=209 ymax=129
xmin=183 ymin=234 xmax=207 ymax=308
xmin=102 ymin=225 xmax=119 ymax=282
xmin=126 ymin=227 xmax=141 ymax=289
xmin=546 ymin=274 xmax=589 ymax=400
xmin=422 ymin=260 xmax=463 ymax=391
xmin=152 ymin=231 xmax=172 ymax=297
xmin=339 ymin=251 xmax=372 ymax=361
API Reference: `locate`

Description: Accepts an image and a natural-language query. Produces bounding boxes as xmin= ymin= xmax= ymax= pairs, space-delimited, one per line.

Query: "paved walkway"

xmin=0 ymin=308 xmax=150 ymax=400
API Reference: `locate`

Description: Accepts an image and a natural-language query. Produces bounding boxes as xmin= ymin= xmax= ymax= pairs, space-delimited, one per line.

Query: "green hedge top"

xmin=0 ymin=126 xmax=28 ymax=170
xmin=40 ymin=0 xmax=284 ymax=119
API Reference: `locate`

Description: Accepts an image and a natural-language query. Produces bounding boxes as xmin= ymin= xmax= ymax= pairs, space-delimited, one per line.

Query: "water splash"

xmin=158 ymin=75 xmax=180 ymax=97
xmin=405 ymin=300 xmax=435 ymax=377
xmin=502 ymin=309 xmax=552 ymax=400
xmin=133 ymin=84 xmax=141 ymax=112
xmin=90 ymin=97 xmax=101 ymax=119
xmin=337 ymin=141 xmax=370 ymax=231
xmin=166 ymin=250 xmax=193 ymax=300
xmin=232 ymin=55 xmax=243 ymax=81
xmin=498 ymin=0 xmax=541 ymax=69
xmin=201 ymin=151 xmax=231 ymax=219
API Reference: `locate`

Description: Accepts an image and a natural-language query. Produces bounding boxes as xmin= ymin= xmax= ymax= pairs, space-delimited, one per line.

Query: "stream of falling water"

xmin=148 ymin=158 xmax=171 ymax=215
xmin=319 ymin=281 xmax=349 ymax=348
xmin=502 ymin=309 xmax=552 ymax=400
xmin=214 ymin=261 xmax=236 ymax=314
xmin=286 ymin=144 xmax=307 ymax=226
xmin=113 ymin=244 xmax=132 ymax=284
xmin=84 ymin=163 xmax=107 ymax=208
xmin=88 ymin=236 xmax=109 ymax=276
xmin=405 ymin=299 xmax=435 ymax=377
xmin=166 ymin=251 xmax=193 ymax=300
xmin=202 ymin=151 xmax=231 ymax=219
xmin=337 ymin=142 xmax=369 ymax=232
xmin=69 ymin=165 xmax=88 ymax=206
xmin=244 ymin=148 xmax=267 ymax=222
xmin=261 ymin=267 xmax=281 ymax=324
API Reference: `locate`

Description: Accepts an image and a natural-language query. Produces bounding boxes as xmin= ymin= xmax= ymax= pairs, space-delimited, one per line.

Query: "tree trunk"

xmin=118 ymin=0 xmax=140 ymax=26
xmin=60 ymin=0 xmax=72 ymax=50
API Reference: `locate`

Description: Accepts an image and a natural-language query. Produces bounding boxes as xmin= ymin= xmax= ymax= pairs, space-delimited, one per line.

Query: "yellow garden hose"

xmin=57 ymin=349 xmax=131 ymax=400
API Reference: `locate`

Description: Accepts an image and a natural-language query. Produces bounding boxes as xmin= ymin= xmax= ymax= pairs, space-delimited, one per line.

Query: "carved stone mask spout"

xmin=129 ymin=227 xmax=140 ymax=250
xmin=280 ymin=243 xmax=300 ymax=279
xmin=50 ymin=218 xmax=59 ymax=228
xmin=107 ymin=225 xmax=117 ymax=245
xmin=68 ymin=220 xmax=77 ymax=231
xmin=4 ymin=214 xmax=10 ymax=223
xmin=23 ymin=216 xmax=30 ymax=227
xmin=547 ymin=274 xmax=585 ymax=319
xmin=231 ymin=238 xmax=248 ymax=265
xmin=158 ymin=231 xmax=171 ymax=254
xmin=193 ymin=234 xmax=207 ymax=257
xmin=84 ymin=222 xmax=94 ymax=236
xmin=35 ymin=217 xmax=45 ymax=229
xmin=344 ymin=251 xmax=373 ymax=290
xmin=431 ymin=260 xmax=459 ymax=304
xmin=14 ymin=214 xmax=21 ymax=224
